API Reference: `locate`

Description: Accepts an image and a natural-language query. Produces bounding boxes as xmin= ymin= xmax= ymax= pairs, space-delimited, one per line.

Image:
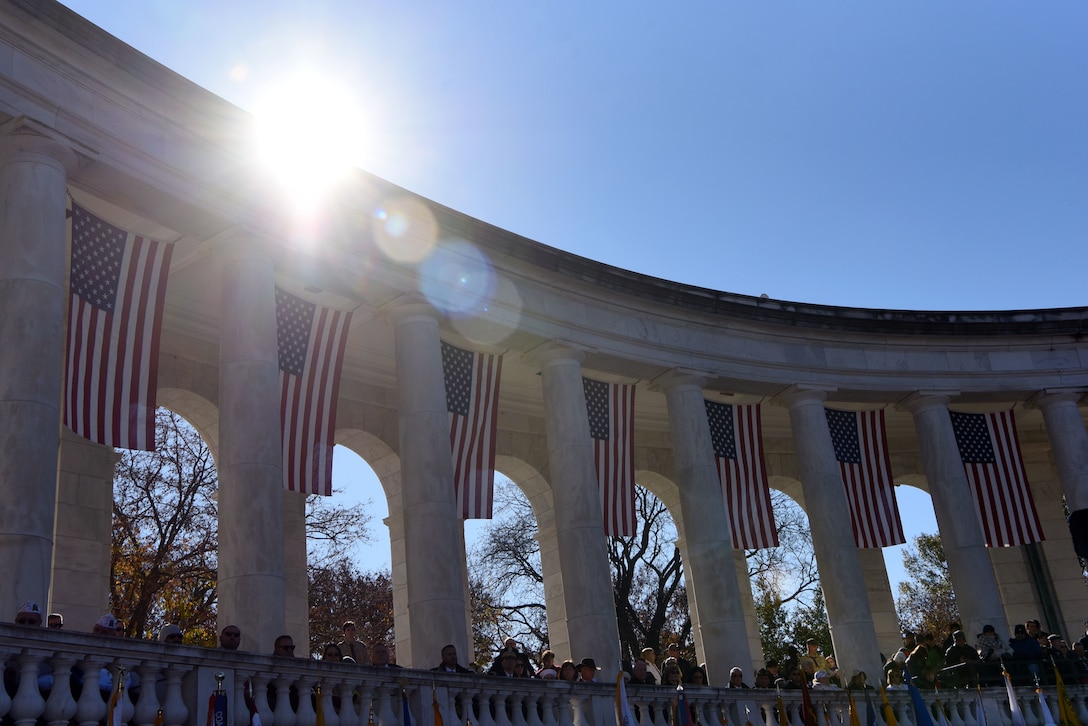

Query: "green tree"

xmin=895 ymin=533 xmax=958 ymax=638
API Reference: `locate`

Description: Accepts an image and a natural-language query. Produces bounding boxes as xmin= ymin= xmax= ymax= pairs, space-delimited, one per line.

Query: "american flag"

xmin=950 ymin=410 xmax=1043 ymax=547
xmin=64 ymin=204 xmax=173 ymax=451
xmin=705 ymin=400 xmax=777 ymax=548
xmin=276 ymin=287 xmax=352 ymax=496
xmin=583 ymin=377 xmax=636 ymax=536
xmin=442 ymin=341 xmax=503 ymax=519
xmin=825 ymin=408 xmax=905 ymax=548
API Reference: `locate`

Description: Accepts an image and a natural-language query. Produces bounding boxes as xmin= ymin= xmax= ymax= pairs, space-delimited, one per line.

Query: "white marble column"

xmin=389 ymin=299 xmax=469 ymax=668
xmin=0 ymin=122 xmax=76 ymax=616
xmin=778 ymin=387 xmax=882 ymax=679
xmin=1034 ymin=391 xmax=1088 ymax=511
xmin=216 ymin=232 xmax=285 ymax=653
xmin=51 ymin=428 xmax=120 ymax=630
xmin=654 ymin=370 xmax=752 ymax=683
xmin=284 ymin=490 xmax=309 ymax=654
xmin=533 ymin=341 xmax=621 ymax=679
xmin=900 ymin=392 xmax=1006 ymax=640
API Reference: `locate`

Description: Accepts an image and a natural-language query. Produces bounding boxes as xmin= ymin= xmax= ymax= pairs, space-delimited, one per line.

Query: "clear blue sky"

xmin=60 ymin=2 xmax=1076 ymax=589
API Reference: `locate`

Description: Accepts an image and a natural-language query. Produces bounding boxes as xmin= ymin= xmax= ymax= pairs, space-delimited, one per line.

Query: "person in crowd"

xmin=799 ymin=639 xmax=828 ymax=678
xmin=370 ymin=642 xmax=402 ymax=668
xmin=93 ymin=614 xmax=121 ymax=636
xmin=666 ymin=643 xmax=693 ymax=682
xmin=273 ymin=635 xmax=296 ymax=657
xmin=642 ymin=647 xmax=663 ymax=682
xmin=945 ymin=631 xmax=980 ymax=666
xmin=825 ymin=655 xmax=842 ymax=686
xmin=812 ymin=670 xmax=839 ymax=689
xmin=559 ymin=660 xmax=578 ymax=682
xmin=784 ymin=668 xmax=807 ymax=690
xmin=536 ymin=650 xmax=556 ymax=678
xmin=219 ymin=625 xmax=242 ymax=651
xmin=885 ymin=668 xmax=907 ymax=690
xmin=432 ymin=644 xmax=474 ymax=674
xmin=846 ymin=671 xmax=872 ymax=690
xmin=905 ymin=643 xmax=937 ymax=689
xmin=514 ymin=653 xmax=534 ymax=678
xmin=323 ymin=643 xmax=343 ymax=661
xmin=1048 ymin=634 xmax=1073 ymax=660
xmin=976 ymin=624 xmax=1010 ymax=661
xmin=754 ymin=669 xmax=773 ymax=688
xmin=539 ymin=669 xmax=558 ymax=680
xmin=577 ymin=658 xmax=600 ymax=683
xmin=338 ymin=621 xmax=370 ymax=665
xmin=765 ymin=659 xmax=781 ymax=681
xmin=661 ymin=664 xmax=683 ymax=687
xmin=47 ymin=613 xmax=63 ymax=630
xmin=1010 ymin=623 xmax=1043 ymax=659
xmin=629 ymin=659 xmax=656 ymax=685
xmin=726 ymin=667 xmax=747 ymax=688
xmin=689 ymin=666 xmax=708 ymax=686
xmin=159 ymin=624 xmax=183 ymax=644
xmin=14 ymin=601 xmax=42 ymax=627
xmin=489 ymin=649 xmax=519 ymax=677
xmin=782 ymin=646 xmax=800 ymax=677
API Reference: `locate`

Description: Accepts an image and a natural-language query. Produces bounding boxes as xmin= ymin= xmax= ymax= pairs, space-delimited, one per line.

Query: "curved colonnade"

xmin=0 ymin=0 xmax=1086 ymax=689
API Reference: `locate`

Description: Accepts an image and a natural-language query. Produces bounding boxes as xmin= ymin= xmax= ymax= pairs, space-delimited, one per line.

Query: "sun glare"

xmin=252 ymin=70 xmax=372 ymax=217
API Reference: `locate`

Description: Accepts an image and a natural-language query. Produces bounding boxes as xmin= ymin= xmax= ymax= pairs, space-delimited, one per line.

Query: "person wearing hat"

xmin=577 ymin=657 xmax=600 ymax=682
xmin=976 ymin=624 xmax=1010 ymax=661
xmin=14 ymin=601 xmax=42 ymax=627
xmin=158 ymin=624 xmax=183 ymax=644
xmin=92 ymin=614 xmax=121 ymax=636
xmin=640 ymin=647 xmax=662 ymax=682
xmin=489 ymin=648 xmax=519 ymax=677
xmin=811 ymin=670 xmax=839 ymax=689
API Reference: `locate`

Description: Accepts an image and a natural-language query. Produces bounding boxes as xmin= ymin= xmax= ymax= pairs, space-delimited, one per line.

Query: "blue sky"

xmin=60 ymin=2 xmax=1077 ymax=591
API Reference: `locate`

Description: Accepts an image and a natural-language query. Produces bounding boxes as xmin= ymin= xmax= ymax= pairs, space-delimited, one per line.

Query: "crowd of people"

xmin=12 ymin=600 xmax=1088 ymax=691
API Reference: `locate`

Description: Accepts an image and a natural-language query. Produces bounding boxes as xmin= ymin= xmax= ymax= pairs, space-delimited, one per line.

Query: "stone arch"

xmin=158 ymin=387 xmax=221 ymax=462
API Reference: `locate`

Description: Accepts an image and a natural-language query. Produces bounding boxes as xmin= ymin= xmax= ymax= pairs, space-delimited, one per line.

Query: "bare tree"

xmin=111 ymin=408 xmax=219 ymax=643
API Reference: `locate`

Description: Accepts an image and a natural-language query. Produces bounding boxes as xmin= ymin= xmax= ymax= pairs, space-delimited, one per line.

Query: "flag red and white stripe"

xmin=583 ymin=378 xmax=636 ymax=536
xmin=442 ymin=341 xmax=503 ymax=519
xmin=705 ymin=401 xmax=778 ymax=549
xmin=276 ymin=287 xmax=352 ymax=496
xmin=65 ymin=203 xmax=172 ymax=451
xmin=825 ymin=408 xmax=905 ymax=548
xmin=950 ymin=410 xmax=1043 ymax=547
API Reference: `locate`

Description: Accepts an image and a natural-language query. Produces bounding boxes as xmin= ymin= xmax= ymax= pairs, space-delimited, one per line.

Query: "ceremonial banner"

xmin=706 ymin=401 xmax=777 ymax=548
xmin=442 ymin=341 xmax=502 ymax=519
xmin=584 ymin=377 xmax=636 ymax=536
xmin=825 ymin=408 xmax=905 ymax=548
xmin=65 ymin=203 xmax=173 ymax=450
xmin=276 ymin=287 xmax=352 ymax=495
xmin=950 ymin=410 xmax=1043 ymax=547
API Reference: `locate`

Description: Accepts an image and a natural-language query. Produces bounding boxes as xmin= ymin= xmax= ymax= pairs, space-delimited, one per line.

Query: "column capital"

xmin=649 ymin=368 xmax=709 ymax=394
xmin=772 ymin=384 xmax=835 ymax=409
xmin=383 ymin=294 xmax=442 ymax=327
xmin=208 ymin=226 xmax=281 ymax=266
xmin=525 ymin=338 xmax=592 ymax=369
xmin=1026 ymin=389 xmax=1086 ymax=410
xmin=0 ymin=117 xmax=79 ymax=174
xmin=897 ymin=391 xmax=958 ymax=414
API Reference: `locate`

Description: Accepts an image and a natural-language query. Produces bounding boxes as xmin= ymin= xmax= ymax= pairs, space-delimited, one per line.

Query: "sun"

xmin=251 ymin=69 xmax=372 ymax=216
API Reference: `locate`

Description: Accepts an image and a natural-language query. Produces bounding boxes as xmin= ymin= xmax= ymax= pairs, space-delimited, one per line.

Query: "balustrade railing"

xmin=4 ymin=626 xmax=1087 ymax=726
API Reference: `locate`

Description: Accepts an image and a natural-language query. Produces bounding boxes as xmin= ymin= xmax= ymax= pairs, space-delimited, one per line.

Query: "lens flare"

xmin=418 ymin=238 xmax=496 ymax=318
xmin=451 ymin=274 xmax=523 ymax=347
xmin=373 ymin=196 xmax=438 ymax=264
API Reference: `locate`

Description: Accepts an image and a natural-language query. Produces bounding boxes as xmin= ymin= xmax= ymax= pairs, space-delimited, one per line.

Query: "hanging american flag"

xmin=442 ymin=341 xmax=502 ymax=519
xmin=825 ymin=408 xmax=905 ymax=548
xmin=64 ymin=203 xmax=173 ymax=451
xmin=705 ymin=400 xmax=777 ymax=548
xmin=583 ymin=377 xmax=636 ymax=536
xmin=950 ymin=410 xmax=1043 ymax=547
xmin=276 ymin=287 xmax=352 ymax=496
